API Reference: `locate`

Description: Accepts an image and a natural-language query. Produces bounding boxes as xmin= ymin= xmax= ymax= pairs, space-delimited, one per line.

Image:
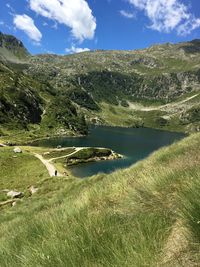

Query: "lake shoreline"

xmin=0 ymin=124 xmax=188 ymax=148
xmin=32 ymin=126 xmax=185 ymax=178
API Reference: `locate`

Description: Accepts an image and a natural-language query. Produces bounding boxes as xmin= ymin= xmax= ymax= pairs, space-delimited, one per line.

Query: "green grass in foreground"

xmin=0 ymin=133 xmax=200 ymax=266
xmin=0 ymin=147 xmax=49 ymax=191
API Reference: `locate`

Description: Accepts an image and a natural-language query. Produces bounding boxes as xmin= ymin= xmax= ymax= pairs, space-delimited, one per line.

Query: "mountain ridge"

xmin=0 ymin=32 xmax=200 ymax=267
xmin=0 ymin=32 xmax=199 ymax=142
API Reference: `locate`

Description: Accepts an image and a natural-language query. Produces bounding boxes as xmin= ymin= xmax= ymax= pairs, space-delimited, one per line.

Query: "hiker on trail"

xmin=55 ymin=170 xmax=57 ymax=176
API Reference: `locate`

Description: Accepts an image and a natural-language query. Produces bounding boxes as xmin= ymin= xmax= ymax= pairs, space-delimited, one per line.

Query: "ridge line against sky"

xmin=0 ymin=0 xmax=200 ymax=54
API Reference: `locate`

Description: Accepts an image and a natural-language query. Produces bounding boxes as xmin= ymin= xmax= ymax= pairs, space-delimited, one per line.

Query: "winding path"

xmin=34 ymin=153 xmax=62 ymax=177
xmin=128 ymin=93 xmax=199 ymax=112
xmin=34 ymin=148 xmax=84 ymax=177
xmin=34 ymin=147 xmax=109 ymax=177
xmin=48 ymin=148 xmax=82 ymax=162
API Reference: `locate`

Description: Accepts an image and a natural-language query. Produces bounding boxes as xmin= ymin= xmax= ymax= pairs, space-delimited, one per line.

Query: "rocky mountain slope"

xmin=28 ymin=40 xmax=200 ymax=101
xmin=0 ymin=32 xmax=29 ymax=62
xmin=0 ymin=33 xmax=88 ymax=137
xmin=0 ymin=32 xmax=200 ymax=139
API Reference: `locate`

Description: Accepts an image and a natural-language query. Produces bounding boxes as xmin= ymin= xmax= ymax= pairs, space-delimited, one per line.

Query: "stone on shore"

xmin=13 ymin=147 xmax=22 ymax=153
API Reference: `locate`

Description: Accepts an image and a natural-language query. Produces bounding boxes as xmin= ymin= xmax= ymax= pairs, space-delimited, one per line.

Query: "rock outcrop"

xmin=7 ymin=190 xmax=24 ymax=199
xmin=13 ymin=147 xmax=22 ymax=153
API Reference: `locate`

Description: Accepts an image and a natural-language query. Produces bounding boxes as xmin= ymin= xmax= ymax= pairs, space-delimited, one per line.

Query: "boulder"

xmin=29 ymin=186 xmax=38 ymax=195
xmin=13 ymin=147 xmax=22 ymax=153
xmin=0 ymin=143 xmax=6 ymax=147
xmin=12 ymin=201 xmax=17 ymax=207
xmin=7 ymin=190 xmax=24 ymax=199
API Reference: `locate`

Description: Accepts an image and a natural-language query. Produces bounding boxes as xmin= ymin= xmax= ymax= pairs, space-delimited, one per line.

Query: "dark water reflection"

xmin=33 ymin=126 xmax=185 ymax=178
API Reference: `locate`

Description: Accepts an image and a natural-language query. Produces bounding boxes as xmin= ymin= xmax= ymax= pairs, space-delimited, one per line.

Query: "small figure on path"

xmin=55 ymin=170 xmax=58 ymax=176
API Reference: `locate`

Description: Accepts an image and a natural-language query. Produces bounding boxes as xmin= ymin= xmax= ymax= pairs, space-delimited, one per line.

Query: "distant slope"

xmin=0 ymin=32 xmax=200 ymax=138
xmin=0 ymin=33 xmax=88 ymax=137
xmin=0 ymin=133 xmax=200 ymax=266
xmin=25 ymin=39 xmax=200 ymax=132
xmin=0 ymin=32 xmax=29 ymax=62
xmin=0 ymin=62 xmax=88 ymax=136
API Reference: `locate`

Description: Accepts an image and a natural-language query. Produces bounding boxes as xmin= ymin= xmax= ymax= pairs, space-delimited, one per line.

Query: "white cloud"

xmin=51 ymin=22 xmax=58 ymax=30
xmin=177 ymin=17 xmax=200 ymax=36
xmin=128 ymin=0 xmax=200 ymax=35
xmin=120 ymin=10 xmax=136 ymax=19
xmin=29 ymin=0 xmax=96 ymax=42
xmin=6 ymin=3 xmax=15 ymax=12
xmin=65 ymin=45 xmax=90 ymax=54
xmin=43 ymin=22 xmax=48 ymax=26
xmin=0 ymin=21 xmax=4 ymax=26
xmin=13 ymin=14 xmax=42 ymax=42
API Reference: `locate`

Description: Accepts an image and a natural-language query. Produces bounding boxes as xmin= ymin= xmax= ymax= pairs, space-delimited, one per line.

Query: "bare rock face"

xmin=7 ymin=190 xmax=24 ymax=199
xmin=13 ymin=147 xmax=22 ymax=153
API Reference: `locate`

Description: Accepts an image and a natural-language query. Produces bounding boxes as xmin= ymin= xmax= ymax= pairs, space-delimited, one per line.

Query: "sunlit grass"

xmin=0 ymin=133 xmax=200 ymax=266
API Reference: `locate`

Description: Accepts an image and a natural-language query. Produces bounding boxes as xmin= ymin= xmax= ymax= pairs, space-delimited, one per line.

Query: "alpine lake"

xmin=32 ymin=126 xmax=185 ymax=178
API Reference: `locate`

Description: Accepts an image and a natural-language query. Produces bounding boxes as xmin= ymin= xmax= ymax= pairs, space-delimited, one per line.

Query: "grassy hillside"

xmin=0 ymin=32 xmax=200 ymax=141
xmin=0 ymin=147 xmax=49 ymax=194
xmin=25 ymin=39 xmax=200 ymax=134
xmin=0 ymin=133 xmax=200 ymax=266
xmin=0 ymin=61 xmax=89 ymax=139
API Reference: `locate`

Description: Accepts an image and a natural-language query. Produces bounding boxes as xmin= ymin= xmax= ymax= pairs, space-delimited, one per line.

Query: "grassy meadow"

xmin=0 ymin=133 xmax=200 ymax=266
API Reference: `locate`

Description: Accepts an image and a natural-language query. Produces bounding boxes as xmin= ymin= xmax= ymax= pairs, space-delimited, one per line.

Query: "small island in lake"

xmin=32 ymin=146 xmax=123 ymax=176
xmin=65 ymin=147 xmax=123 ymax=166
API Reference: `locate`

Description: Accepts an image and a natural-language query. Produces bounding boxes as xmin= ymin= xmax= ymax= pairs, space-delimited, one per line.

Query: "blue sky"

xmin=0 ymin=0 xmax=200 ymax=55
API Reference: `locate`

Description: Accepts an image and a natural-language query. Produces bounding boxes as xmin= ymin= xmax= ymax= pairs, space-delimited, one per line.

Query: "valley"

xmin=0 ymin=32 xmax=200 ymax=145
xmin=0 ymin=32 xmax=200 ymax=267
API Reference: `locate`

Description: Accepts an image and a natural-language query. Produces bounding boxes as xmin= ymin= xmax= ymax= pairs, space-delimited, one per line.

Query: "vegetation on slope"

xmin=25 ymin=37 xmax=200 ymax=133
xmin=0 ymin=32 xmax=200 ymax=140
xmin=91 ymin=92 xmax=200 ymax=133
xmin=40 ymin=93 xmax=88 ymax=135
xmin=0 ymin=147 xmax=49 ymax=201
xmin=0 ymin=61 xmax=88 ymax=139
xmin=0 ymin=63 xmax=43 ymax=128
xmin=0 ymin=32 xmax=29 ymax=62
xmin=0 ymin=133 xmax=200 ymax=266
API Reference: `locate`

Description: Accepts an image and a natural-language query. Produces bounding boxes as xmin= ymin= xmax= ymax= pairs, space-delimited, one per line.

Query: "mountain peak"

xmin=190 ymin=39 xmax=200 ymax=44
xmin=0 ymin=32 xmax=30 ymax=62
